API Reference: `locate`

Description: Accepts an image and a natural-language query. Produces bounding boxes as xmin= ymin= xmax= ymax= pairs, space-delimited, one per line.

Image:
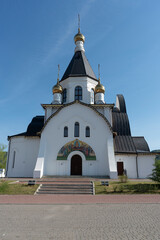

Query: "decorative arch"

xmin=57 ymin=139 xmax=96 ymax=160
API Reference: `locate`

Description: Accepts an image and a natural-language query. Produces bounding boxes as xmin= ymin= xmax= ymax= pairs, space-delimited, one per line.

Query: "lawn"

xmin=95 ymin=180 xmax=160 ymax=194
xmin=0 ymin=180 xmax=39 ymax=195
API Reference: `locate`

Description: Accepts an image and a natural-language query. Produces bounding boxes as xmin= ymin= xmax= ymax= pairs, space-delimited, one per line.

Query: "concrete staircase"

xmin=36 ymin=181 xmax=93 ymax=195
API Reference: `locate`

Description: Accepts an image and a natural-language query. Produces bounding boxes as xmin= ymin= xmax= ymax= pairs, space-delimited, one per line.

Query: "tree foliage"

xmin=149 ymin=160 xmax=160 ymax=183
xmin=0 ymin=144 xmax=7 ymax=169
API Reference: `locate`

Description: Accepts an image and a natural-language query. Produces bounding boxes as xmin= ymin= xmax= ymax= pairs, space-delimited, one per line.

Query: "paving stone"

xmin=0 ymin=204 xmax=160 ymax=240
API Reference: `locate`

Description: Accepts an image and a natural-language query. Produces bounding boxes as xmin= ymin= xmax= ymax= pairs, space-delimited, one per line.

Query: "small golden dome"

xmin=52 ymin=82 xmax=63 ymax=94
xmin=95 ymin=81 xmax=105 ymax=94
xmin=74 ymin=28 xmax=85 ymax=43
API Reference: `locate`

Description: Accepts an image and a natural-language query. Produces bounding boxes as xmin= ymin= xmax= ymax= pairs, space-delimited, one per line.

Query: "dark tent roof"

xmin=61 ymin=51 xmax=97 ymax=81
xmin=8 ymin=116 xmax=44 ymax=140
xmin=114 ymin=136 xmax=136 ymax=153
xmin=132 ymin=137 xmax=150 ymax=152
xmin=112 ymin=110 xmax=131 ymax=136
xmin=112 ymin=95 xmax=150 ymax=153
xmin=26 ymin=116 xmax=44 ymax=136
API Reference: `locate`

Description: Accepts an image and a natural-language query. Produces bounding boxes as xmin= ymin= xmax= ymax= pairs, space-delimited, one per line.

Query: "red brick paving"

xmin=3 ymin=177 xmax=159 ymax=204
xmin=0 ymin=194 xmax=160 ymax=204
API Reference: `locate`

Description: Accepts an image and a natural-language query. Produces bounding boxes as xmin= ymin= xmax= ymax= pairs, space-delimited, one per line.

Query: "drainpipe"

xmin=136 ymin=152 xmax=139 ymax=178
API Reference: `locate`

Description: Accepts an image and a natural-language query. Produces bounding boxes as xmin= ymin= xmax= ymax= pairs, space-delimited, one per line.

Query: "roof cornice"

xmin=41 ymin=102 xmax=114 ymax=109
xmin=40 ymin=100 xmax=113 ymax=134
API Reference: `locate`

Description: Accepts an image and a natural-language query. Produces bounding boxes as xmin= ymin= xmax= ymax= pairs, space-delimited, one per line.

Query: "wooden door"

xmin=71 ymin=155 xmax=82 ymax=175
xmin=117 ymin=162 xmax=124 ymax=176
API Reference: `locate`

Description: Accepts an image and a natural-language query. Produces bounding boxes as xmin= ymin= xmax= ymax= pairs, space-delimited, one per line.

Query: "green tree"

xmin=0 ymin=144 xmax=7 ymax=169
xmin=149 ymin=160 xmax=160 ymax=183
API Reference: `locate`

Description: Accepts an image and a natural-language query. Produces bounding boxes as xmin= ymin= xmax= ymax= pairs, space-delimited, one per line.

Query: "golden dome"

xmin=74 ymin=28 xmax=85 ymax=43
xmin=95 ymin=81 xmax=105 ymax=94
xmin=52 ymin=82 xmax=63 ymax=94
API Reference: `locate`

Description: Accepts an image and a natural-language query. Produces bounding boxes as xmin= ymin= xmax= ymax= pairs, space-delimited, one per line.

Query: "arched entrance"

xmin=71 ymin=155 xmax=82 ymax=175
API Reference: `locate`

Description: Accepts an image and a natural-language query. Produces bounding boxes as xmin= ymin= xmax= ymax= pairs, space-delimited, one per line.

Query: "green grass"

xmin=0 ymin=181 xmax=39 ymax=195
xmin=95 ymin=181 xmax=160 ymax=194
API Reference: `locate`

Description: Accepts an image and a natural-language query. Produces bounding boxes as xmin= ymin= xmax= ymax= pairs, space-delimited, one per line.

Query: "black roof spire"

xmin=61 ymin=51 xmax=97 ymax=81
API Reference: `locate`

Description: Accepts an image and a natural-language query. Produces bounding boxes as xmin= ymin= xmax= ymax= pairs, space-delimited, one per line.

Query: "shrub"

xmin=118 ymin=185 xmax=124 ymax=193
xmin=149 ymin=160 xmax=160 ymax=183
xmin=113 ymin=185 xmax=117 ymax=192
xmin=118 ymin=175 xmax=128 ymax=183
xmin=0 ymin=180 xmax=9 ymax=193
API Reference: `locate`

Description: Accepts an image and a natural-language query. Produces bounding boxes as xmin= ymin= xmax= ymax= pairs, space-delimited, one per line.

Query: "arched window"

xmin=75 ymin=86 xmax=82 ymax=101
xmin=90 ymin=88 xmax=94 ymax=104
xmin=63 ymin=89 xmax=67 ymax=103
xmin=86 ymin=126 xmax=90 ymax=137
xmin=74 ymin=122 xmax=79 ymax=137
xmin=64 ymin=126 xmax=68 ymax=137
xmin=12 ymin=151 xmax=16 ymax=168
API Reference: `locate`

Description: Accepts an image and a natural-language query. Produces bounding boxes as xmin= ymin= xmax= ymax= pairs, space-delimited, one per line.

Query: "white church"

xmin=6 ymin=27 xmax=157 ymax=179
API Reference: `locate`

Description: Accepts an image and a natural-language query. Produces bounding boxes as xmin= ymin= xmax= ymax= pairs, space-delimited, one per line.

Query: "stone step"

xmin=36 ymin=182 xmax=93 ymax=195
xmin=40 ymin=185 xmax=91 ymax=189
xmin=42 ymin=184 xmax=92 ymax=187
xmin=37 ymin=191 xmax=93 ymax=195
xmin=39 ymin=188 xmax=92 ymax=192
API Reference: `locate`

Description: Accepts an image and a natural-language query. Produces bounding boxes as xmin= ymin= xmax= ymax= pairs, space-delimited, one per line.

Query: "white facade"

xmin=115 ymin=154 xmax=156 ymax=179
xmin=60 ymin=77 xmax=97 ymax=105
xmin=6 ymin=137 xmax=40 ymax=177
xmin=34 ymin=102 xmax=117 ymax=178
xmin=6 ymin=29 xmax=158 ymax=179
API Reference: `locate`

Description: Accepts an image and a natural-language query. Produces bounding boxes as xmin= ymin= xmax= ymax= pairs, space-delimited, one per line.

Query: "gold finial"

xmin=57 ymin=64 xmax=60 ymax=83
xmin=98 ymin=64 xmax=100 ymax=82
xmin=94 ymin=64 xmax=105 ymax=94
xmin=74 ymin=14 xmax=85 ymax=43
xmin=78 ymin=14 xmax=80 ymax=33
xmin=52 ymin=64 xmax=63 ymax=94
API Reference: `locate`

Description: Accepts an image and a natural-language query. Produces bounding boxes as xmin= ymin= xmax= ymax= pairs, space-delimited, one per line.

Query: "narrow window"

xmin=75 ymin=86 xmax=82 ymax=101
xmin=63 ymin=89 xmax=67 ymax=103
xmin=86 ymin=126 xmax=90 ymax=137
xmin=90 ymin=88 xmax=94 ymax=104
xmin=64 ymin=126 xmax=68 ymax=137
xmin=74 ymin=122 xmax=79 ymax=137
xmin=12 ymin=151 xmax=16 ymax=168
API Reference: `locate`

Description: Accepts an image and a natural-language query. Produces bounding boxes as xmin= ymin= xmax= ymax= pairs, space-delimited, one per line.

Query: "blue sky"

xmin=0 ymin=0 xmax=160 ymax=150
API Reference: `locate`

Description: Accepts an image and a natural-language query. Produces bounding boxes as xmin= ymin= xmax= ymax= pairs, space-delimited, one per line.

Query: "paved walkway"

xmin=0 ymin=194 xmax=160 ymax=204
xmin=0 ymin=204 xmax=160 ymax=240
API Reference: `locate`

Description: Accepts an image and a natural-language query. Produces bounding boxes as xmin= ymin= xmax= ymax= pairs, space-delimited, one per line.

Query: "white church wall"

xmin=60 ymin=77 xmax=97 ymax=104
xmin=36 ymin=102 xmax=116 ymax=177
xmin=104 ymin=108 xmax=113 ymax=125
xmin=7 ymin=136 xmax=40 ymax=178
xmin=115 ymin=154 xmax=137 ymax=178
xmin=137 ymin=154 xmax=155 ymax=178
xmin=45 ymin=107 xmax=58 ymax=122
xmin=46 ymin=107 xmax=52 ymax=120
xmin=95 ymin=107 xmax=113 ymax=126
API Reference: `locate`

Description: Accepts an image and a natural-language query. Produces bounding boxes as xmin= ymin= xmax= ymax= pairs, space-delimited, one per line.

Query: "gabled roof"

xmin=112 ymin=95 xmax=150 ymax=154
xmin=114 ymin=136 xmax=136 ymax=153
xmin=132 ymin=137 xmax=150 ymax=152
xmin=8 ymin=116 xmax=44 ymax=140
xmin=61 ymin=51 xmax=97 ymax=81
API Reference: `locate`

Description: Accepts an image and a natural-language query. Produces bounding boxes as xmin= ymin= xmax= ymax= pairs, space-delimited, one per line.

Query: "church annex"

xmin=6 ymin=28 xmax=156 ymax=179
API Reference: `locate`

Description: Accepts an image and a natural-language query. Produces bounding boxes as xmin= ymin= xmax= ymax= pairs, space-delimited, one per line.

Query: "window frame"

xmin=86 ymin=126 xmax=90 ymax=137
xmin=63 ymin=88 xmax=67 ymax=103
xmin=90 ymin=88 xmax=94 ymax=104
xmin=75 ymin=86 xmax=82 ymax=101
xmin=64 ymin=126 xmax=68 ymax=137
xmin=12 ymin=151 xmax=16 ymax=168
xmin=74 ymin=122 xmax=80 ymax=137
